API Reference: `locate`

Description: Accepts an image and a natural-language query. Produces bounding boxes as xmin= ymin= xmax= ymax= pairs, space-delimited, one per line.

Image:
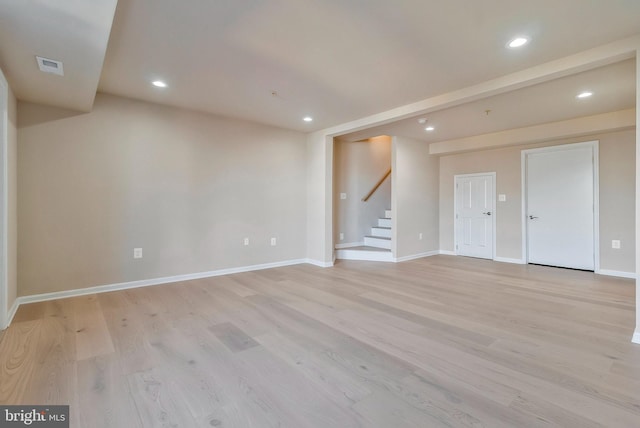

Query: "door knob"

xmin=483 ymin=212 xmax=492 ymax=216
xmin=529 ymin=215 xmax=539 ymax=220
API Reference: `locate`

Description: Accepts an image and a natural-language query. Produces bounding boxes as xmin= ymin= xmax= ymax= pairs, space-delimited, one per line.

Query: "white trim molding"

xmin=6 ymin=298 xmax=18 ymax=327
xmin=494 ymin=257 xmax=526 ymax=265
xmin=334 ymin=241 xmax=364 ymax=249
xmin=11 ymin=259 xmax=327 ymax=317
xmin=596 ymin=269 xmax=636 ymax=279
xmin=439 ymin=250 xmax=456 ymax=256
xmin=304 ymin=258 xmax=334 ymax=268
xmin=632 ymin=331 xmax=640 ymax=345
xmin=393 ymin=251 xmax=440 ymax=263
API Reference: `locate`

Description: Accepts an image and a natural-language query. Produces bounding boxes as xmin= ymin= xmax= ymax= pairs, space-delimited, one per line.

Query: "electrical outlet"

xmin=340 ymin=193 xmax=347 ymax=200
xmin=418 ymin=233 xmax=423 ymax=240
xmin=243 ymin=238 xmax=249 ymax=246
xmin=612 ymin=240 xmax=621 ymax=249
xmin=339 ymin=233 xmax=344 ymax=241
xmin=133 ymin=248 xmax=142 ymax=259
xmin=271 ymin=237 xmax=277 ymax=246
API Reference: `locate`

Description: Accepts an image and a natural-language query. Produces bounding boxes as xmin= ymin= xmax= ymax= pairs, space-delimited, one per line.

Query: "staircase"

xmin=336 ymin=209 xmax=393 ymax=262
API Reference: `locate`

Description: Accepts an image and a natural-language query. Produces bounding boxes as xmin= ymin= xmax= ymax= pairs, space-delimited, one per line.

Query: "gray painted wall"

xmin=440 ymin=129 xmax=635 ymax=273
xmin=392 ymin=136 xmax=439 ymax=259
xmin=18 ymin=94 xmax=308 ymax=296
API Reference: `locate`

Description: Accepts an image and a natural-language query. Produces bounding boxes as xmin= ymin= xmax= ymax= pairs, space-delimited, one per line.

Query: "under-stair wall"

xmin=334 ymin=136 xmax=392 ymax=247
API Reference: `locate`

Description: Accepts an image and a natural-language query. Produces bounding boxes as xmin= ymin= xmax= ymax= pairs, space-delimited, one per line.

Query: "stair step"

xmin=335 ymin=246 xmax=393 ymax=262
xmin=378 ymin=218 xmax=391 ymax=227
xmin=371 ymin=226 xmax=392 ymax=238
xmin=364 ymin=235 xmax=392 ymax=249
xmin=378 ymin=218 xmax=392 ymax=228
xmin=385 ymin=209 xmax=392 ymax=219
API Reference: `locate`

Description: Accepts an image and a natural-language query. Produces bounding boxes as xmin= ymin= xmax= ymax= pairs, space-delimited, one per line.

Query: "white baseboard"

xmin=334 ymin=241 xmax=364 ymax=249
xmin=633 ymin=330 xmax=640 ymax=345
xmin=1 ymin=298 xmax=19 ymax=330
xmin=14 ymin=258 xmax=317 ymax=308
xmin=596 ymin=269 xmax=636 ymax=279
xmin=335 ymin=249 xmax=393 ymax=262
xmin=305 ymin=258 xmax=334 ymax=268
xmin=439 ymin=250 xmax=456 ymax=256
xmin=494 ymin=257 xmax=526 ymax=265
xmin=394 ymin=250 xmax=440 ymax=263
xmin=6 ymin=298 xmax=19 ymax=328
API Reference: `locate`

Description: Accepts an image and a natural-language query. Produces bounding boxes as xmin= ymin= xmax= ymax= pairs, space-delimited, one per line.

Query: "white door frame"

xmin=454 ymin=172 xmax=497 ymax=260
xmin=521 ymin=141 xmax=600 ymax=271
xmin=0 ymin=68 xmax=8 ymax=329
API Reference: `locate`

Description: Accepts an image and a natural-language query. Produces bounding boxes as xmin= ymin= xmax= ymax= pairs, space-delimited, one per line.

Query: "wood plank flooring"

xmin=1 ymin=255 xmax=639 ymax=427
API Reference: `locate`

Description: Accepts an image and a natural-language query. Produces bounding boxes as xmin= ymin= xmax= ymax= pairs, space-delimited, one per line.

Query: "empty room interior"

xmin=2 ymin=1 xmax=640 ymax=427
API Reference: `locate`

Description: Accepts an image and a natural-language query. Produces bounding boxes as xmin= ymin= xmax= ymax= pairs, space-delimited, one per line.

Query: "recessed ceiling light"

xmin=36 ymin=56 xmax=64 ymax=76
xmin=303 ymin=116 xmax=313 ymax=122
xmin=417 ymin=118 xmax=427 ymax=124
xmin=507 ymin=37 xmax=529 ymax=48
xmin=152 ymin=80 xmax=167 ymax=88
xmin=576 ymin=91 xmax=593 ymax=99
xmin=425 ymin=126 xmax=435 ymax=132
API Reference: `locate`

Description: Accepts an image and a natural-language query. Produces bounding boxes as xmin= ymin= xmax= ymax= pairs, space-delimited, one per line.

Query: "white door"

xmin=455 ymin=174 xmax=495 ymax=259
xmin=524 ymin=142 xmax=596 ymax=270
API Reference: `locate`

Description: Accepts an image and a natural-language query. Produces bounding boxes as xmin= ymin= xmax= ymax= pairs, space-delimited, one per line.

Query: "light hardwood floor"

xmin=1 ymin=255 xmax=639 ymax=427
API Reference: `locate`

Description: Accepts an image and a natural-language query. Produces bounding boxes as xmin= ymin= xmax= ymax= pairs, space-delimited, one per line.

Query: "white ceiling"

xmin=0 ymin=0 xmax=117 ymax=111
xmin=339 ymin=58 xmax=637 ymax=142
xmin=1 ymin=0 xmax=639 ymax=134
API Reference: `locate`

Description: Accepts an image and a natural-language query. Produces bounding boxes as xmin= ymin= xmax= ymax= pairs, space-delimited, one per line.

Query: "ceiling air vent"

xmin=36 ymin=56 xmax=64 ymax=76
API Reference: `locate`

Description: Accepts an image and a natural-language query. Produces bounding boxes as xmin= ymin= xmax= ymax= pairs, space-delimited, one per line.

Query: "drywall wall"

xmin=440 ymin=129 xmax=635 ymax=272
xmin=333 ymin=136 xmax=391 ymax=247
xmin=392 ymin=136 xmax=439 ymax=259
xmin=18 ymin=93 xmax=308 ymax=296
xmin=6 ymin=83 xmax=17 ymax=316
xmin=306 ymin=132 xmax=333 ymax=266
xmin=635 ymin=52 xmax=639 ymax=344
xmin=0 ymin=68 xmax=18 ymax=328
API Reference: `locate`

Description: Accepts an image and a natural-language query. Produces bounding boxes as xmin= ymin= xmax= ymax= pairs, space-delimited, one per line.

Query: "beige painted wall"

xmin=334 ymin=136 xmax=391 ymax=246
xmin=392 ymin=136 xmax=439 ymax=258
xmin=306 ymin=132 xmax=333 ymax=265
xmin=18 ymin=93 xmax=308 ymax=296
xmin=7 ymin=84 xmax=17 ymax=313
xmin=440 ymin=129 xmax=635 ymax=272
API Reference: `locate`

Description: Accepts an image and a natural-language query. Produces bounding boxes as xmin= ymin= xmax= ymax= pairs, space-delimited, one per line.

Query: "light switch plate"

xmin=612 ymin=240 xmax=621 ymax=249
xmin=498 ymin=194 xmax=506 ymax=202
xmin=340 ymin=193 xmax=347 ymax=200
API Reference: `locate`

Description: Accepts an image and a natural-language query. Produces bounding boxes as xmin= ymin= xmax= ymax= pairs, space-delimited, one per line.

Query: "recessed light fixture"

xmin=36 ymin=56 xmax=64 ymax=76
xmin=417 ymin=118 xmax=427 ymax=124
xmin=152 ymin=80 xmax=167 ymax=88
xmin=507 ymin=37 xmax=529 ymax=48
xmin=303 ymin=116 xmax=313 ymax=122
xmin=425 ymin=126 xmax=435 ymax=132
xmin=576 ymin=91 xmax=593 ymax=99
